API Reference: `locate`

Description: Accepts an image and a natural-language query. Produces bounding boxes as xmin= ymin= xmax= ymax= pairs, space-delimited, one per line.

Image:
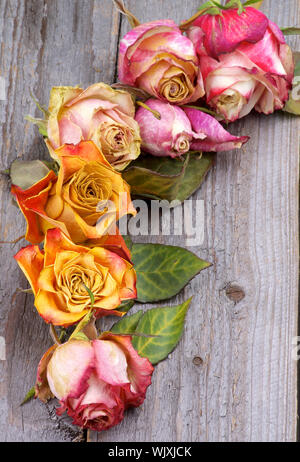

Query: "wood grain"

xmin=0 ymin=0 xmax=299 ymax=442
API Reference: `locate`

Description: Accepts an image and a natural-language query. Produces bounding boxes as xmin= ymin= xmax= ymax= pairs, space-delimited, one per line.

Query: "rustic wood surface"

xmin=0 ymin=0 xmax=299 ymax=442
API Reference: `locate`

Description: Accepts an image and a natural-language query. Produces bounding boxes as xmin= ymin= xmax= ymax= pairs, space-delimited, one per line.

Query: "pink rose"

xmin=46 ymin=83 xmax=141 ymax=170
xmin=35 ymin=334 xmax=153 ymax=431
xmin=118 ymin=20 xmax=204 ymax=105
xmin=135 ymin=99 xmax=249 ymax=157
xmin=186 ymin=7 xmax=294 ymax=121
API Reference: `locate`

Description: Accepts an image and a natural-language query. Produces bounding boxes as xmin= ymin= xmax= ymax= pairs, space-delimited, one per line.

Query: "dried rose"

xmin=118 ymin=20 xmax=204 ymax=105
xmin=46 ymin=83 xmax=141 ymax=170
xmin=14 ymin=228 xmax=136 ymax=326
xmin=11 ymin=141 xmax=135 ymax=244
xmin=35 ymin=335 xmax=153 ymax=432
xmin=186 ymin=7 xmax=294 ymax=121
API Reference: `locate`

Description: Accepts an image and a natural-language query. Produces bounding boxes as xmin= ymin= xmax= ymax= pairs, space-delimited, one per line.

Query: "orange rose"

xmin=11 ymin=141 xmax=135 ymax=244
xmin=14 ymin=228 xmax=137 ymax=326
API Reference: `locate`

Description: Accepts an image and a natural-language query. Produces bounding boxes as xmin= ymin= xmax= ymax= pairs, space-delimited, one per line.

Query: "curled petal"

xmin=184 ymin=107 xmax=249 ymax=152
xmin=11 ymin=170 xmax=57 ymax=244
xmin=100 ymin=333 xmax=154 ymax=408
xmin=14 ymin=245 xmax=44 ymax=296
xmin=119 ymin=20 xmax=182 ymax=84
xmin=238 ymin=28 xmax=287 ymax=76
xmin=35 ymin=345 xmax=57 ymax=402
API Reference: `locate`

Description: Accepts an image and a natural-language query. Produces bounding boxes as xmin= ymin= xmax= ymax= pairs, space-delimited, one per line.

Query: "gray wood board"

xmin=0 ymin=0 xmax=299 ymax=442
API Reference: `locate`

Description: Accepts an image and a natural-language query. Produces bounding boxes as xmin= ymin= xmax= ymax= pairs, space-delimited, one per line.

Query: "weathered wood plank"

xmin=0 ymin=0 xmax=299 ymax=443
xmin=91 ymin=0 xmax=300 ymax=442
xmin=0 ymin=0 xmax=120 ymax=442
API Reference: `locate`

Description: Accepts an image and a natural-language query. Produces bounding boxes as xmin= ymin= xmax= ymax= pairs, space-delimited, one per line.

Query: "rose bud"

xmin=35 ymin=335 xmax=154 ymax=431
xmin=11 ymin=141 xmax=135 ymax=244
xmin=118 ymin=20 xmax=204 ymax=105
xmin=14 ymin=228 xmax=136 ymax=326
xmin=135 ymin=99 xmax=194 ymax=157
xmin=135 ymin=99 xmax=249 ymax=156
xmin=46 ymin=83 xmax=141 ymax=170
xmin=185 ymin=7 xmax=294 ymax=121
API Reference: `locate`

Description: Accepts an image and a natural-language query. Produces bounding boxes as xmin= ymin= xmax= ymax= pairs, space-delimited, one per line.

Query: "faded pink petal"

xmin=118 ymin=20 xmax=183 ymax=84
xmin=238 ymin=29 xmax=287 ymax=76
xmin=105 ymin=334 xmax=154 ymax=408
xmin=184 ymin=107 xmax=249 ymax=152
xmin=59 ymin=117 xmax=83 ymax=145
xmin=93 ymin=339 xmax=130 ymax=386
xmin=47 ymin=340 xmax=94 ymax=400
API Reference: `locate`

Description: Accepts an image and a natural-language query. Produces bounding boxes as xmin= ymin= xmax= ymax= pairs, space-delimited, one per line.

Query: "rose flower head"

xmin=11 ymin=141 xmax=136 ymax=244
xmin=118 ymin=19 xmax=204 ymax=105
xmin=185 ymin=7 xmax=294 ymax=121
xmin=15 ymin=228 xmax=136 ymax=326
xmin=45 ymin=83 xmax=141 ymax=170
xmin=35 ymin=334 xmax=154 ymax=431
xmin=135 ymin=98 xmax=249 ymax=156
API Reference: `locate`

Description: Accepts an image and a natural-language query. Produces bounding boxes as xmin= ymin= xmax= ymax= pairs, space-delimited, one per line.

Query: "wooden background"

xmin=0 ymin=0 xmax=299 ymax=442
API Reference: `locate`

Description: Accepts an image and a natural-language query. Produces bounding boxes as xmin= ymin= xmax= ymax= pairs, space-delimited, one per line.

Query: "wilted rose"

xmin=46 ymin=83 xmax=141 ymax=170
xmin=186 ymin=7 xmax=294 ymax=121
xmin=11 ymin=141 xmax=135 ymax=244
xmin=118 ymin=20 xmax=204 ymax=105
xmin=15 ymin=228 xmax=136 ymax=325
xmin=35 ymin=335 xmax=153 ymax=431
xmin=135 ymin=98 xmax=249 ymax=156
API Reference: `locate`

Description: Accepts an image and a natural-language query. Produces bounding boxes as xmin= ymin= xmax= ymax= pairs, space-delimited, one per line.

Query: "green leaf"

xmin=123 ymin=152 xmax=214 ymax=204
xmin=197 ymin=1 xmax=221 ymax=15
xmin=21 ymin=386 xmax=35 ymax=406
xmin=111 ymin=310 xmax=143 ymax=334
xmin=116 ymin=299 xmax=135 ymax=314
xmin=132 ymin=298 xmax=192 ymax=364
xmin=10 ymin=159 xmax=51 ymax=189
xmin=243 ymin=0 xmax=263 ymax=7
xmin=283 ymin=52 xmax=300 ymax=115
xmin=131 ymin=243 xmax=211 ymax=303
xmin=281 ymin=27 xmax=300 ymax=36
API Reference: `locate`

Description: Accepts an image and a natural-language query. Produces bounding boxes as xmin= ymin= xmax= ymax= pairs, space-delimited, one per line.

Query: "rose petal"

xmin=100 ymin=333 xmax=153 ymax=408
xmin=35 ymin=345 xmax=57 ymax=402
xmin=184 ymin=107 xmax=249 ymax=152
xmin=14 ymin=245 xmax=44 ymax=295
xmin=35 ymin=290 xmax=89 ymax=326
xmin=93 ymin=339 xmax=130 ymax=386
xmin=47 ymin=340 xmax=94 ymax=400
